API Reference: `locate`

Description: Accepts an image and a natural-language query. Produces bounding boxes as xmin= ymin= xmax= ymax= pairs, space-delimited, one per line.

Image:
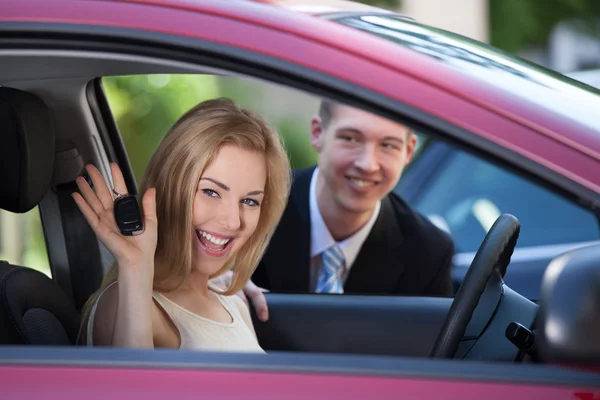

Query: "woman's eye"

xmin=242 ymin=198 xmax=260 ymax=207
xmin=202 ymin=189 xmax=220 ymax=198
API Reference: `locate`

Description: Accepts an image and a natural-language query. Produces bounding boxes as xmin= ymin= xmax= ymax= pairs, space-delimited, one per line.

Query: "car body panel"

xmin=1 ymin=348 xmax=600 ymax=399
xmin=1 ymin=365 xmax=598 ymax=400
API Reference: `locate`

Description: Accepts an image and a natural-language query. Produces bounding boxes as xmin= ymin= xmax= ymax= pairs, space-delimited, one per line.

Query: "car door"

xmin=397 ymin=137 xmax=600 ymax=301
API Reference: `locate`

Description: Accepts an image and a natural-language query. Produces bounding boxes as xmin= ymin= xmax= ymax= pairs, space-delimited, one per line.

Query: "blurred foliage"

xmin=103 ymin=74 xmax=221 ymax=183
xmin=22 ymin=208 xmax=50 ymax=275
xmin=490 ymin=0 xmax=600 ymax=53
xmin=356 ymin=0 xmax=401 ymax=9
xmin=0 ymin=208 xmax=50 ymax=276
xmin=103 ymin=74 xmax=317 ymax=185
xmin=216 ymin=77 xmax=318 ymax=170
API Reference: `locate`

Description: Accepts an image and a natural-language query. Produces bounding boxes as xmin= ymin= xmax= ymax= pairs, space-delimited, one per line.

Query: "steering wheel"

xmin=430 ymin=213 xmax=520 ymax=358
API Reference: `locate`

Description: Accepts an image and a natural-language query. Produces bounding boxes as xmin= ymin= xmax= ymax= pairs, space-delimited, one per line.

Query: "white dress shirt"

xmin=309 ymin=167 xmax=381 ymax=292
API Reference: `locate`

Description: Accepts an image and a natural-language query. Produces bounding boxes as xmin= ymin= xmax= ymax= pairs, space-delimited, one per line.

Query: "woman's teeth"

xmin=197 ymin=230 xmax=231 ymax=245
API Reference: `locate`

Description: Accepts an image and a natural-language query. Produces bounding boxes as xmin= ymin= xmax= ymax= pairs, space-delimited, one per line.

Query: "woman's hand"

xmin=72 ymin=163 xmax=158 ymax=278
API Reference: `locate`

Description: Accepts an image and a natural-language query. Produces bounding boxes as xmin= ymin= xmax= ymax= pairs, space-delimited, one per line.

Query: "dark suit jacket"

xmin=253 ymin=167 xmax=455 ymax=297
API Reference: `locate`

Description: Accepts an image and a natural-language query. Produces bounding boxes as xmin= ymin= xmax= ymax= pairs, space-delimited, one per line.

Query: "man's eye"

xmin=242 ymin=198 xmax=260 ymax=207
xmin=382 ymin=142 xmax=400 ymax=150
xmin=340 ymin=135 xmax=356 ymax=142
xmin=202 ymin=189 xmax=220 ymax=198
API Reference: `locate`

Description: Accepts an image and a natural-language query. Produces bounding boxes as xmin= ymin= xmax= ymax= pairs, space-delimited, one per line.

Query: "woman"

xmin=74 ymin=98 xmax=291 ymax=352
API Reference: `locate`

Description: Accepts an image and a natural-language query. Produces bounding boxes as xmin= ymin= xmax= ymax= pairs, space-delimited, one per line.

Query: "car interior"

xmin=0 ymin=45 xmax=598 ymax=370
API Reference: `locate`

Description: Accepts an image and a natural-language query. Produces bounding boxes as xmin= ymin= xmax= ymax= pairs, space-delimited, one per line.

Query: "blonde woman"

xmin=74 ymin=98 xmax=291 ymax=352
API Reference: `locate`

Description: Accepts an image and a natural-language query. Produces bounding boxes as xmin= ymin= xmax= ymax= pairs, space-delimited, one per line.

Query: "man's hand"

xmin=212 ymin=271 xmax=270 ymax=322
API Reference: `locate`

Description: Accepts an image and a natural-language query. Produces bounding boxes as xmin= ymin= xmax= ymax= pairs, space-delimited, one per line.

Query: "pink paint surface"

xmin=1 ymin=365 xmax=599 ymax=400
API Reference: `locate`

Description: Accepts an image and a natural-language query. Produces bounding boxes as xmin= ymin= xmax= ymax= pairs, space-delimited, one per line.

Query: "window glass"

xmin=0 ymin=207 xmax=51 ymax=276
xmin=413 ymin=150 xmax=600 ymax=253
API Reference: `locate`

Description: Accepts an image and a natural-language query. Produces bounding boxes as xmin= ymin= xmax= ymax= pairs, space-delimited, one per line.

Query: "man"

xmin=225 ymin=100 xmax=454 ymax=321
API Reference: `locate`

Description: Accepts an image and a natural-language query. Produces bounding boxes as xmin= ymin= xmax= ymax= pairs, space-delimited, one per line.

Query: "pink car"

xmin=0 ymin=0 xmax=599 ymax=398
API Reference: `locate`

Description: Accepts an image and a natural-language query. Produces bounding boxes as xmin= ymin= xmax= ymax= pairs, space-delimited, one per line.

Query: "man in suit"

xmin=221 ymin=100 xmax=454 ymax=321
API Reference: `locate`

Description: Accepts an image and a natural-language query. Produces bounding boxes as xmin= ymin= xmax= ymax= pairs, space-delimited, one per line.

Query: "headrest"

xmin=0 ymin=87 xmax=55 ymax=213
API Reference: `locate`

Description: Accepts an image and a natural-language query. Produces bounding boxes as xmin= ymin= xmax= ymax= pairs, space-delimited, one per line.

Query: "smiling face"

xmin=192 ymin=144 xmax=267 ymax=275
xmin=311 ymin=103 xmax=416 ymax=217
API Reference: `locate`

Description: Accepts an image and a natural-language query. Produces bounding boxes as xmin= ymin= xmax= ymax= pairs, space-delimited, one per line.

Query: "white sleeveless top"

xmin=86 ymin=282 xmax=265 ymax=353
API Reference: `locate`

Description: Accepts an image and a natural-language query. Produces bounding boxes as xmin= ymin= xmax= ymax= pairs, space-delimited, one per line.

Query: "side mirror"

xmin=537 ymin=244 xmax=600 ymax=366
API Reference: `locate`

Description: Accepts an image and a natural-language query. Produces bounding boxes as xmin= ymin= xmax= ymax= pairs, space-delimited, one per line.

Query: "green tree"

xmin=490 ymin=0 xmax=600 ymax=53
xmin=356 ymin=0 xmax=401 ymax=9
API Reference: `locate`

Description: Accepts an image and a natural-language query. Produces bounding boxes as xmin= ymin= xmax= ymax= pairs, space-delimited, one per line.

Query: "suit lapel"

xmin=344 ymin=196 xmax=406 ymax=294
xmin=265 ymin=167 xmax=313 ymax=292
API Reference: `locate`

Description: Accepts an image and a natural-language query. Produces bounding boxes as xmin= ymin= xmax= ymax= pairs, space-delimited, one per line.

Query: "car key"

xmin=113 ymin=189 xmax=144 ymax=236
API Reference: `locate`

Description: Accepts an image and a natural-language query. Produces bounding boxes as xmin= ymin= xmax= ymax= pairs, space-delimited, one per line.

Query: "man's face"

xmin=311 ymin=104 xmax=416 ymax=215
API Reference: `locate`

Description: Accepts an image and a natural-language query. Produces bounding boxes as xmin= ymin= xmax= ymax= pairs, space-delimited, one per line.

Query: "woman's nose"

xmin=217 ymin=200 xmax=241 ymax=232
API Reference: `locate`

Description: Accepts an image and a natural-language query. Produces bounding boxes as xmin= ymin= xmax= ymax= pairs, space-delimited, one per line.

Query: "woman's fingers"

xmin=74 ymin=187 xmax=136 ymax=257
xmin=142 ymin=188 xmax=158 ymax=227
xmin=142 ymin=188 xmax=156 ymax=222
xmin=110 ymin=163 xmax=129 ymax=199
xmin=85 ymin=164 xmax=114 ymax=210
xmin=73 ymin=164 xmax=155 ymax=269
xmin=75 ymin=175 xmax=105 ymax=216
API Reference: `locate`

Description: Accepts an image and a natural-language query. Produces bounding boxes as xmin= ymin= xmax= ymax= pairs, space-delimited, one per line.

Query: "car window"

xmin=0 ymin=207 xmax=51 ymax=276
xmin=412 ymin=149 xmax=600 ymax=253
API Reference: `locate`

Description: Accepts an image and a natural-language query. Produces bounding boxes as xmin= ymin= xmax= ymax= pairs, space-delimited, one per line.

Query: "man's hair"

xmin=318 ymin=99 xmax=336 ymax=129
xmin=318 ymin=99 xmax=414 ymax=139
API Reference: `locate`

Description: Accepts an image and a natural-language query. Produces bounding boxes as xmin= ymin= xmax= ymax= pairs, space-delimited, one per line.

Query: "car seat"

xmin=0 ymin=87 xmax=80 ymax=345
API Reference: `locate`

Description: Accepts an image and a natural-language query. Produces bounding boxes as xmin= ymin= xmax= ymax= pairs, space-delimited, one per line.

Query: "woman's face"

xmin=192 ymin=144 xmax=267 ymax=276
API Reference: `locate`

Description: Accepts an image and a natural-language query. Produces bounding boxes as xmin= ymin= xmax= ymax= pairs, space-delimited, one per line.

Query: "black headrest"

xmin=0 ymin=87 xmax=55 ymax=213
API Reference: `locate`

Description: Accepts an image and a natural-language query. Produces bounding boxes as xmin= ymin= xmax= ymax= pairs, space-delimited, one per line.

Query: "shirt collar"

xmin=309 ymin=167 xmax=381 ymax=268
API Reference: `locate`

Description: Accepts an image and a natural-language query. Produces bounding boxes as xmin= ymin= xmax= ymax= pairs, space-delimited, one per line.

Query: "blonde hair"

xmin=79 ymin=98 xmax=291 ymax=343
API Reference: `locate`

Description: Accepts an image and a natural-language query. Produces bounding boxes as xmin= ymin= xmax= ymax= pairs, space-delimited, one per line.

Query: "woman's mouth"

xmin=195 ymin=229 xmax=234 ymax=256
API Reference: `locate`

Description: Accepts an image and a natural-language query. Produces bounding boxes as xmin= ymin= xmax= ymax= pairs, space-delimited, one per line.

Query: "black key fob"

xmin=113 ymin=194 xmax=144 ymax=236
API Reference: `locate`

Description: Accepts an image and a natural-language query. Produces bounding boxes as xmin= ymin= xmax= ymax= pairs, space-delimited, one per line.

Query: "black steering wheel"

xmin=430 ymin=213 xmax=521 ymax=358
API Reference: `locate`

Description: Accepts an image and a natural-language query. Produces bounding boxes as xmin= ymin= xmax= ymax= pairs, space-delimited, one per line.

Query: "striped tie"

xmin=315 ymin=245 xmax=346 ymax=294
